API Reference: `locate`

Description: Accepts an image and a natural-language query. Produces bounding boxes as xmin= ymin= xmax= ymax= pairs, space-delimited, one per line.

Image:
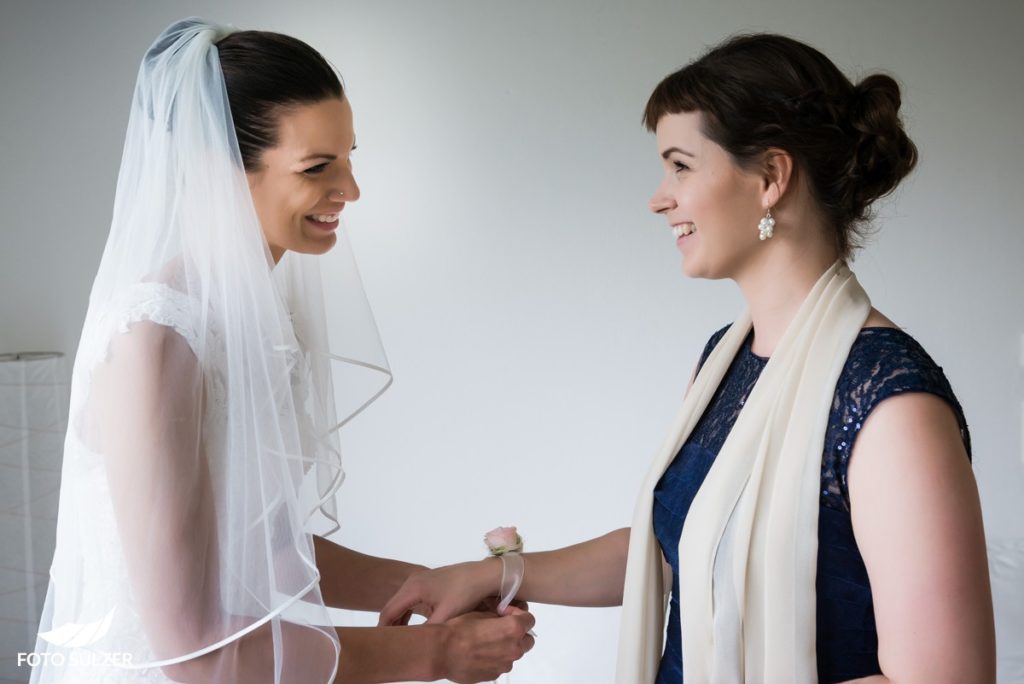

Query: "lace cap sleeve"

xmin=104 ymin=282 xmax=200 ymax=356
xmin=823 ymin=328 xmax=973 ymax=511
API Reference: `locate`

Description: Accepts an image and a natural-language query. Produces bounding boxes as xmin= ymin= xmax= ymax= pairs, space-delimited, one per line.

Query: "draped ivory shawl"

xmin=616 ymin=261 xmax=871 ymax=683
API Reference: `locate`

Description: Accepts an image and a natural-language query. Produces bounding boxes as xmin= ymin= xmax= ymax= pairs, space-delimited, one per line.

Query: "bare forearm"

xmin=335 ymin=624 xmax=445 ymax=683
xmin=314 ymin=535 xmax=426 ymax=611
xmin=515 ymin=527 xmax=630 ymax=607
xmin=379 ymin=529 xmax=630 ymax=627
xmin=164 ymin=620 xmax=444 ymax=684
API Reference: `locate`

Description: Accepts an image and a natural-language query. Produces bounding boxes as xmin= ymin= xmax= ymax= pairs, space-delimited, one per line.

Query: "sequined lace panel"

xmin=694 ymin=325 xmax=972 ymax=512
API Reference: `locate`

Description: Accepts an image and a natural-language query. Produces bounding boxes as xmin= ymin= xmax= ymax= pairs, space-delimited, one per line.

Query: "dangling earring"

xmin=758 ymin=208 xmax=775 ymax=241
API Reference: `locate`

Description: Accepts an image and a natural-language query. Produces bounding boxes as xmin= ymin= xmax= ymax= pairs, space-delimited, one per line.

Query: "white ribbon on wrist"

xmin=496 ymin=551 xmax=525 ymax=615
xmin=483 ymin=527 xmax=535 ymax=636
xmin=483 ymin=528 xmax=535 ymax=683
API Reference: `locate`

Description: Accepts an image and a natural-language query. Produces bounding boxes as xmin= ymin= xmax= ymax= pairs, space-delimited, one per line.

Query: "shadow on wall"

xmin=990 ymin=537 xmax=1024 ymax=682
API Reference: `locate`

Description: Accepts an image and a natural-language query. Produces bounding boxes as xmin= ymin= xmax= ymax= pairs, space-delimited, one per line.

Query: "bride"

xmin=379 ymin=33 xmax=996 ymax=683
xmin=31 ymin=18 xmax=534 ymax=683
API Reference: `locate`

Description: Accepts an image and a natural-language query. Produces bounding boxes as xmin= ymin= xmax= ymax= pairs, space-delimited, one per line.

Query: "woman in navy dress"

xmin=381 ymin=33 xmax=995 ymax=683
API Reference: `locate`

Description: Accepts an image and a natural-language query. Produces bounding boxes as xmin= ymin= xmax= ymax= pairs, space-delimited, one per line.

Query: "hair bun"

xmin=851 ymin=74 xmax=902 ymax=116
xmin=842 ymin=74 xmax=918 ymax=222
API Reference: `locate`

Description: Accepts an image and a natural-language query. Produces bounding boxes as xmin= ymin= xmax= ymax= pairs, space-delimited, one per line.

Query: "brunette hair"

xmin=643 ymin=33 xmax=917 ymax=259
xmin=216 ymin=30 xmax=343 ymax=171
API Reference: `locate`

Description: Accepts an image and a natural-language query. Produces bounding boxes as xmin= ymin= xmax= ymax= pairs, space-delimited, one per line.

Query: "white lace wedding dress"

xmin=34 ymin=282 xmax=203 ymax=682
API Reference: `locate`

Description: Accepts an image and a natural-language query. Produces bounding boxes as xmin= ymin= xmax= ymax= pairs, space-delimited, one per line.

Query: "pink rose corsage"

xmin=484 ymin=526 xmax=525 ymax=617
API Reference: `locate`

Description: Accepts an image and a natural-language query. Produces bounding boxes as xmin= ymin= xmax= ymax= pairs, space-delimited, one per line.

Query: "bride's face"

xmin=246 ymin=97 xmax=359 ymax=263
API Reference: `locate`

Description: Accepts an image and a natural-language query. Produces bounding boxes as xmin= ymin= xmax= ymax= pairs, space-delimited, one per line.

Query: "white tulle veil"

xmin=31 ymin=17 xmax=390 ymax=682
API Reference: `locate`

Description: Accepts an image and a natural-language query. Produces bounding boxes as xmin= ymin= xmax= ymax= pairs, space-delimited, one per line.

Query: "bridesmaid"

xmin=379 ymin=33 xmax=995 ymax=684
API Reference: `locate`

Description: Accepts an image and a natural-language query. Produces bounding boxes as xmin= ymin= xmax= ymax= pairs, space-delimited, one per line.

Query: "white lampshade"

xmin=0 ymin=353 xmax=66 ymax=681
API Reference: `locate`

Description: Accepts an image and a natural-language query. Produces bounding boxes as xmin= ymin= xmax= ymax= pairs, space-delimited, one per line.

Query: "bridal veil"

xmin=31 ymin=18 xmax=390 ymax=682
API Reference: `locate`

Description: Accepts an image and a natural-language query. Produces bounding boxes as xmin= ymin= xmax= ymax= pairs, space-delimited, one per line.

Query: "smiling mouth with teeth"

xmin=673 ymin=223 xmax=696 ymax=238
xmin=308 ymin=214 xmax=339 ymax=223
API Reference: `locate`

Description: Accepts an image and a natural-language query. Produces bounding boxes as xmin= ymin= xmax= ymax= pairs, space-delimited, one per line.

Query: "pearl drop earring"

xmin=758 ymin=208 xmax=776 ymax=241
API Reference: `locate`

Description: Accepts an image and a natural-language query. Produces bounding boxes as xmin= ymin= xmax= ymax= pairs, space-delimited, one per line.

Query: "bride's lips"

xmin=305 ymin=212 xmax=340 ymax=231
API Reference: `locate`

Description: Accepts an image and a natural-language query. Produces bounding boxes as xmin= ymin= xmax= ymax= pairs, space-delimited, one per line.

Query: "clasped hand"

xmin=380 ymin=559 xmax=535 ymax=683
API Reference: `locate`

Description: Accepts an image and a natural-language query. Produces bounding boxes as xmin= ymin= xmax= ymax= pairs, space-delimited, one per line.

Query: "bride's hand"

xmin=378 ymin=559 xmax=501 ymax=626
xmin=439 ymin=606 xmax=536 ymax=683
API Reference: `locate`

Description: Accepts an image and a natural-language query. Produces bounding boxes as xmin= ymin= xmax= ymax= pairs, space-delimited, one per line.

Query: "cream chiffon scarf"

xmin=616 ymin=261 xmax=871 ymax=683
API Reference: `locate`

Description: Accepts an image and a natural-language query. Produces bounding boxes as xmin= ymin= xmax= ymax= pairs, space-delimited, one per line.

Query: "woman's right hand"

xmin=439 ymin=606 xmax=536 ymax=683
xmin=378 ymin=559 xmax=502 ymax=626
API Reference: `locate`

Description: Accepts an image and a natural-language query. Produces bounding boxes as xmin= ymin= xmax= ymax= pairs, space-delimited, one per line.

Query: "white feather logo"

xmin=38 ymin=609 xmax=115 ymax=648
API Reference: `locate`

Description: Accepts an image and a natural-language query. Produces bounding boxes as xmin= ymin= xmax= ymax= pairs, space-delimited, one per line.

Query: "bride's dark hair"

xmin=644 ymin=33 xmax=918 ymax=260
xmin=216 ymin=31 xmax=343 ymax=171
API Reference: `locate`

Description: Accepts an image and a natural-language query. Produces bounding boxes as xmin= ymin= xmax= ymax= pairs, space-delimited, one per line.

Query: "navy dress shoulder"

xmin=652 ymin=325 xmax=971 ymax=684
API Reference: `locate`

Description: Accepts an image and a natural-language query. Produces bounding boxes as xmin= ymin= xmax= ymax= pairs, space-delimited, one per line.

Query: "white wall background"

xmin=2 ymin=1 xmax=1022 ymax=682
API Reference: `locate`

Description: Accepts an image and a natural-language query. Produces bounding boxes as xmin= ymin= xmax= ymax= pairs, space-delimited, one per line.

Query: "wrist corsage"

xmin=484 ymin=526 xmax=525 ymax=616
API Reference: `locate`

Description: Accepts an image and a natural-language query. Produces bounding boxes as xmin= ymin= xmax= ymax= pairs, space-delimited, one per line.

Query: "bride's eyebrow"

xmin=298 ymin=138 xmax=358 ymax=162
xmin=299 ymin=153 xmax=337 ymax=162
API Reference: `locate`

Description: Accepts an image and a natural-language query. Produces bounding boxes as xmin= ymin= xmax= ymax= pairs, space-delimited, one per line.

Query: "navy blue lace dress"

xmin=652 ymin=326 xmax=972 ymax=683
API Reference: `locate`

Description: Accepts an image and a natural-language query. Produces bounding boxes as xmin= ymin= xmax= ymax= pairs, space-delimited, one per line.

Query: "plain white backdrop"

xmin=2 ymin=1 xmax=1022 ymax=682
